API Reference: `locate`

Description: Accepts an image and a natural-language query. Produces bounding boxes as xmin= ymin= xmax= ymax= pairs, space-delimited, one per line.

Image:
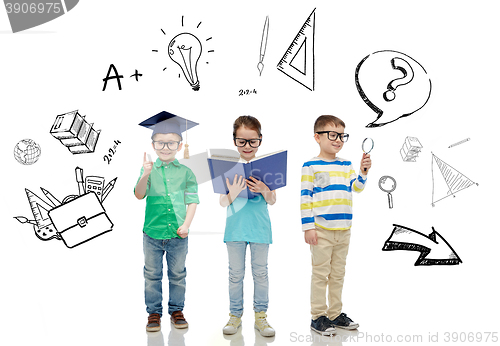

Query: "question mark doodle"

xmin=383 ymin=57 xmax=414 ymax=102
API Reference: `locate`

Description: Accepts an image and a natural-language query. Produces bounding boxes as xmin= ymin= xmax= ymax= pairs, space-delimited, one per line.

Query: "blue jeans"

xmin=143 ymin=232 xmax=188 ymax=317
xmin=226 ymin=241 xmax=269 ymax=317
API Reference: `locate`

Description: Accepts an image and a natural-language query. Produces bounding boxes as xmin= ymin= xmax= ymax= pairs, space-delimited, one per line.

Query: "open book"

xmin=207 ymin=149 xmax=287 ymax=199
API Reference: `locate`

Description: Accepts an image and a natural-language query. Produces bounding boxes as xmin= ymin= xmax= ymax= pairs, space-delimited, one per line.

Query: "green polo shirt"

xmin=135 ymin=158 xmax=199 ymax=239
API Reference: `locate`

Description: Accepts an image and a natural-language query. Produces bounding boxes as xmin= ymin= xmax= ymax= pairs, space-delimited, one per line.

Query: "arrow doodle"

xmin=382 ymin=224 xmax=462 ymax=266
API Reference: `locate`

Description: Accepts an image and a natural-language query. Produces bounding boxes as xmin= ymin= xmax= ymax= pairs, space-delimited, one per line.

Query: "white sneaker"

xmin=254 ymin=311 xmax=275 ymax=337
xmin=223 ymin=314 xmax=242 ymax=335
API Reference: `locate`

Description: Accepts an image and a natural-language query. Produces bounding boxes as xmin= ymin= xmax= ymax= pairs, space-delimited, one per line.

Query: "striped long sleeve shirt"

xmin=301 ymin=157 xmax=367 ymax=231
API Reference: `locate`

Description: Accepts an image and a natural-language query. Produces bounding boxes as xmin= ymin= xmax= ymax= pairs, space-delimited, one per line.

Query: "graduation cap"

xmin=139 ymin=111 xmax=199 ymax=158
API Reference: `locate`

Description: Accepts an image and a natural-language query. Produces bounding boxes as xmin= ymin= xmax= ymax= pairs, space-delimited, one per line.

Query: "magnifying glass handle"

xmin=388 ymin=193 xmax=393 ymax=209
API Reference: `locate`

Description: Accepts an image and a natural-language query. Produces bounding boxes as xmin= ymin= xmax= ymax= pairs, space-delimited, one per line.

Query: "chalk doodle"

xmin=153 ymin=16 xmax=214 ymax=91
xmin=400 ymin=136 xmax=423 ymax=162
xmin=355 ymin=50 xmax=432 ymax=128
xmin=382 ymin=224 xmax=462 ymax=266
xmin=50 ymin=110 xmax=101 ymax=154
xmin=14 ymin=167 xmax=116 ymax=248
xmin=277 ymin=8 xmax=315 ymax=91
xmin=14 ymin=139 xmax=41 ymax=165
xmin=431 ymin=152 xmax=478 ymax=206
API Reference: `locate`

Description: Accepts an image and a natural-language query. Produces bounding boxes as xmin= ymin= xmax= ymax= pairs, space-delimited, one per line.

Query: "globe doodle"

xmin=14 ymin=139 xmax=41 ymax=165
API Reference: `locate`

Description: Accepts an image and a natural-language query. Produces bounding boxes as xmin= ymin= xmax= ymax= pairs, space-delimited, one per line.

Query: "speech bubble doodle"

xmin=4 ymin=0 xmax=79 ymax=33
xmin=355 ymin=50 xmax=431 ymax=128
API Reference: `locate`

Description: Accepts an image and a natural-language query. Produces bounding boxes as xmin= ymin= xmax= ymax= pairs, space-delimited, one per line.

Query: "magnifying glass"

xmin=378 ymin=175 xmax=396 ymax=209
xmin=362 ymin=138 xmax=374 ymax=172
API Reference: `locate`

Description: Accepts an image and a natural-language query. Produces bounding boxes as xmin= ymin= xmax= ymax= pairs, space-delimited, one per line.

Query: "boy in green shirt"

xmin=135 ymin=112 xmax=199 ymax=332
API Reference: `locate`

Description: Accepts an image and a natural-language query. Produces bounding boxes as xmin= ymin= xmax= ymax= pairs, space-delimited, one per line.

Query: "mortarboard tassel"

xmin=184 ymin=118 xmax=190 ymax=159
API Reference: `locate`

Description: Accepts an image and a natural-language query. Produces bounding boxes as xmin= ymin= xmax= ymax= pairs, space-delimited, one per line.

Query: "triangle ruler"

xmin=277 ymin=8 xmax=315 ymax=91
xmin=431 ymin=153 xmax=478 ymax=206
xmin=25 ymin=188 xmax=58 ymax=240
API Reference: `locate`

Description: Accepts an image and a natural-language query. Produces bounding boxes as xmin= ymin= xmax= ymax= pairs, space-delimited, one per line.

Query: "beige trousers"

xmin=310 ymin=226 xmax=351 ymax=320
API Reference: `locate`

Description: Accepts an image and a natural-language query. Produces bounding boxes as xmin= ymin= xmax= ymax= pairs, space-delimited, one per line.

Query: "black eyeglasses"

xmin=315 ymin=131 xmax=349 ymax=142
xmin=233 ymin=138 xmax=262 ymax=148
xmin=152 ymin=140 xmax=181 ymax=150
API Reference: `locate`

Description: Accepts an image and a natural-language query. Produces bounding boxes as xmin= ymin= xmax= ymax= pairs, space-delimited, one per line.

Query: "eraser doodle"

xmin=355 ymin=50 xmax=432 ymax=128
xmin=4 ymin=0 xmax=79 ymax=33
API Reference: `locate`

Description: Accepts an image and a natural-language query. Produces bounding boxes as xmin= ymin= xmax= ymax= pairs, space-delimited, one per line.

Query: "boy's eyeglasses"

xmin=315 ymin=131 xmax=349 ymax=142
xmin=234 ymin=138 xmax=262 ymax=148
xmin=152 ymin=140 xmax=181 ymax=150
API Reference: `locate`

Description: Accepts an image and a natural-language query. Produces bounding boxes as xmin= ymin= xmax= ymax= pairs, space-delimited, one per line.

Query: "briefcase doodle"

xmin=48 ymin=192 xmax=113 ymax=248
xmin=15 ymin=167 xmax=117 ymax=249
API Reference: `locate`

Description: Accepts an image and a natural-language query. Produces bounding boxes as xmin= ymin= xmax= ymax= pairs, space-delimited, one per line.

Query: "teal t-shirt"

xmin=224 ymin=195 xmax=272 ymax=244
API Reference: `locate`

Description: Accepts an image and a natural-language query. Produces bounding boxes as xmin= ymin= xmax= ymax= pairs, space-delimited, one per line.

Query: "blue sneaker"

xmin=330 ymin=313 xmax=359 ymax=330
xmin=311 ymin=316 xmax=336 ymax=336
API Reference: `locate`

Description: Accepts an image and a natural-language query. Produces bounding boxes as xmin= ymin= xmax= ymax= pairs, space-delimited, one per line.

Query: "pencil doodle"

xmin=277 ymin=8 xmax=315 ymax=91
xmin=382 ymin=224 xmax=462 ymax=266
xmin=379 ymin=176 xmax=396 ymax=209
xmin=15 ymin=167 xmax=116 ymax=248
xmin=257 ymin=16 xmax=269 ymax=76
xmin=153 ymin=16 xmax=214 ymax=91
xmin=4 ymin=0 xmax=80 ymax=33
xmin=448 ymin=138 xmax=470 ymax=149
xmin=355 ymin=50 xmax=432 ymax=128
xmin=14 ymin=139 xmax=41 ymax=165
xmin=400 ymin=136 xmax=423 ymax=162
xmin=431 ymin=152 xmax=478 ymax=206
xmin=50 ymin=110 xmax=101 ymax=154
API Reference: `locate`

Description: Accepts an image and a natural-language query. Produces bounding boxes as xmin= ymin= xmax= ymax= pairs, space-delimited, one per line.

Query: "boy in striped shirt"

xmin=301 ymin=115 xmax=371 ymax=335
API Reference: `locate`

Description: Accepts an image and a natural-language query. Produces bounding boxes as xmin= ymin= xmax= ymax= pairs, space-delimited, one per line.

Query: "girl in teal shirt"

xmin=220 ymin=115 xmax=276 ymax=337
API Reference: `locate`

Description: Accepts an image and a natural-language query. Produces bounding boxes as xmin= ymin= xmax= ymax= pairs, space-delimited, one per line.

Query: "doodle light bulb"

xmin=169 ymin=33 xmax=202 ymax=91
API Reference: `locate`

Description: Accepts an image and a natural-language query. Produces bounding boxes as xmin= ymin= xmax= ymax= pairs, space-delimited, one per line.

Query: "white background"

xmin=1 ymin=1 xmax=499 ymax=345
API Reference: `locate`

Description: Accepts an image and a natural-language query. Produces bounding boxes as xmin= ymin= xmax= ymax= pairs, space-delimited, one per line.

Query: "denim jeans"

xmin=226 ymin=241 xmax=269 ymax=317
xmin=143 ymin=232 xmax=188 ymax=317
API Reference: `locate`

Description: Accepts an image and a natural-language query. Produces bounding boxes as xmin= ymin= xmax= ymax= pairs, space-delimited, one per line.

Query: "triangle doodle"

xmin=290 ymin=38 xmax=307 ymax=75
xmin=431 ymin=153 xmax=478 ymax=206
xmin=277 ymin=8 xmax=315 ymax=91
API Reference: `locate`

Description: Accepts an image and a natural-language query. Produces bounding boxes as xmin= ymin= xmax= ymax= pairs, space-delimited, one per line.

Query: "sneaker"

xmin=311 ymin=316 xmax=336 ymax=336
xmin=330 ymin=313 xmax=359 ymax=330
xmin=146 ymin=313 xmax=161 ymax=332
xmin=222 ymin=314 xmax=242 ymax=335
xmin=254 ymin=311 xmax=275 ymax=337
xmin=170 ymin=311 xmax=189 ymax=329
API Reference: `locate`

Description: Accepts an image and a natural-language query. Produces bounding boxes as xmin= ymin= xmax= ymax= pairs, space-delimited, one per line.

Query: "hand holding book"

xmin=247 ymin=176 xmax=276 ymax=205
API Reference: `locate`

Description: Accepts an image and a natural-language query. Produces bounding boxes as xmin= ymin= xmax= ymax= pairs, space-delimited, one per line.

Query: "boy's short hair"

xmin=314 ymin=115 xmax=346 ymax=132
xmin=233 ymin=115 xmax=262 ymax=137
xmin=152 ymin=132 xmax=182 ymax=141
